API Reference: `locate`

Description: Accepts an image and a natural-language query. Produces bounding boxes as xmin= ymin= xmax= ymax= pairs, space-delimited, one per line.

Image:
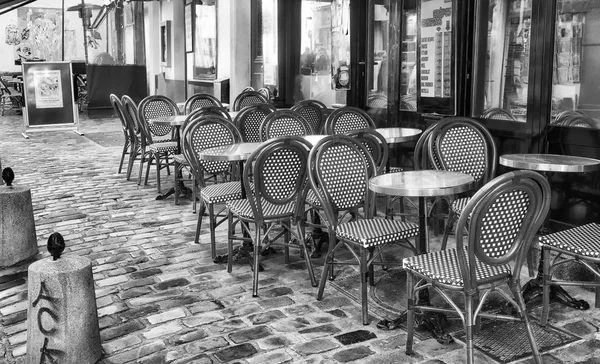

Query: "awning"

xmin=0 ymin=0 xmax=38 ymax=15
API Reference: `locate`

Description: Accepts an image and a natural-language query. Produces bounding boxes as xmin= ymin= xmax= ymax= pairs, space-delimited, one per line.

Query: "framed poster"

xmin=161 ymin=21 xmax=172 ymax=66
xmin=185 ymin=3 xmax=194 ymax=52
xmin=21 ymin=61 xmax=81 ymax=138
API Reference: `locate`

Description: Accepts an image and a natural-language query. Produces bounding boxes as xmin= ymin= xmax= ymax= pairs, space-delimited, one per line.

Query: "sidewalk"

xmin=0 ymin=112 xmax=598 ymax=363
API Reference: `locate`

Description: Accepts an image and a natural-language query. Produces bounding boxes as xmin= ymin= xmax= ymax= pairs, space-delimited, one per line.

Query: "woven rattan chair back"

xmin=122 ymin=95 xmax=141 ymax=136
xmin=413 ymin=124 xmax=443 ymax=170
xmin=480 ymin=107 xmax=517 ymax=121
xmin=400 ymin=95 xmax=417 ymax=111
xmin=185 ymin=116 xmax=242 ymax=177
xmin=137 ymin=95 xmax=179 ymax=139
xmin=554 ymin=109 xmax=585 ymax=125
xmin=308 ymin=135 xmax=376 ymax=225
xmin=257 ymin=87 xmax=271 ymax=101
xmin=324 ymin=106 xmax=376 ymax=134
xmin=346 ymin=129 xmax=388 ymax=175
xmin=232 ymin=90 xmax=270 ymax=111
xmin=184 ymin=93 xmax=223 ymax=114
xmin=244 ymin=136 xmax=311 ymax=223
xmin=234 ymin=103 xmax=276 ymax=142
xmin=185 ymin=106 xmax=231 ymax=133
xmin=260 ymin=110 xmax=314 ymax=141
xmin=455 ymin=170 xmax=550 ymax=290
xmin=561 ymin=114 xmax=596 ymax=128
xmin=430 ymin=117 xmax=497 ymax=188
xmin=367 ymin=94 xmax=387 ymax=108
xmin=291 ymin=99 xmax=327 ymax=133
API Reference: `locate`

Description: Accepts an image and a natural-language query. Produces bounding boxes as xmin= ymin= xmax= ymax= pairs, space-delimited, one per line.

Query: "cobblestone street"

xmin=1 ymin=112 xmax=600 ymax=363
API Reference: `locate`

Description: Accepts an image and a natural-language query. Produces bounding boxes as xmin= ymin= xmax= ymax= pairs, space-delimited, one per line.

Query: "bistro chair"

xmin=559 ymin=114 xmax=596 ymax=128
xmin=429 ymin=117 xmax=498 ymax=251
xmin=323 ymin=106 xmax=376 ymax=135
xmin=403 ymin=170 xmax=550 ymax=364
xmin=233 ymin=103 xmax=276 ymax=142
xmin=109 ymin=94 xmax=133 ymax=175
xmin=121 ymin=95 xmax=146 ymax=181
xmin=183 ymin=93 xmax=223 ymax=114
xmin=367 ymin=94 xmax=387 ymax=109
xmin=539 ymin=222 xmax=600 ymax=326
xmin=137 ymin=95 xmax=180 ymax=192
xmin=480 ymin=107 xmax=518 ymax=121
xmin=75 ymin=74 xmax=88 ymax=112
xmin=291 ymin=99 xmax=328 ymax=134
xmin=553 ymin=109 xmax=586 ymax=125
xmin=257 ymin=87 xmax=271 ymax=102
xmin=309 ymin=135 xmax=418 ymax=324
xmin=400 ymin=94 xmax=417 ymax=111
xmin=232 ymin=90 xmax=270 ymax=111
xmin=184 ymin=115 xmax=243 ymax=259
xmin=259 ymin=109 xmax=314 ymax=141
xmin=0 ymin=78 xmax=22 ymax=116
xmin=226 ymin=136 xmax=317 ymax=297
xmin=174 ymin=108 xmax=233 ymax=210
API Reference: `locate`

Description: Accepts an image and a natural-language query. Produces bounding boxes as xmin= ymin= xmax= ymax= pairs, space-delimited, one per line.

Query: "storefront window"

xmin=550 ymin=1 xmax=599 ymax=128
xmin=298 ymin=0 xmax=348 ymax=107
xmin=367 ymin=1 xmax=389 ymax=108
xmin=194 ymin=0 xmax=217 ymax=79
xmin=474 ymin=0 xmax=532 ymax=122
xmin=262 ymin=0 xmax=278 ymax=93
xmin=400 ymin=4 xmax=417 ymax=111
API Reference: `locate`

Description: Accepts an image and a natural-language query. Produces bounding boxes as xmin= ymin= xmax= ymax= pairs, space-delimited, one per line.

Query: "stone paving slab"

xmin=0 ymin=112 xmax=599 ymax=363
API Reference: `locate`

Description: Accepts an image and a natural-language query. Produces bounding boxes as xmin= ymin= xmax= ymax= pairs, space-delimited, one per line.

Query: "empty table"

xmin=500 ymin=153 xmax=600 ymax=309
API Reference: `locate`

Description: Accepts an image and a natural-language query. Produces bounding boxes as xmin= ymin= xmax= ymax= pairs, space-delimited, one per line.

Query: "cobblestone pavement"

xmin=1 ymin=111 xmax=599 ymax=363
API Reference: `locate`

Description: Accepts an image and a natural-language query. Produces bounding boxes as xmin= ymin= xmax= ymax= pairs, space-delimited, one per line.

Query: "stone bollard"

xmin=26 ymin=233 xmax=102 ymax=364
xmin=0 ymin=167 xmax=38 ymax=267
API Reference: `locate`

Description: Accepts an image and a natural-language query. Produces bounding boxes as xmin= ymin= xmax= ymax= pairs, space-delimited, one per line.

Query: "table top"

xmin=375 ymin=127 xmax=422 ymax=144
xmin=500 ymin=154 xmax=600 ymax=173
xmin=198 ymin=142 xmax=262 ymax=161
xmin=148 ymin=115 xmax=187 ymax=126
xmin=369 ymin=170 xmax=474 ymax=197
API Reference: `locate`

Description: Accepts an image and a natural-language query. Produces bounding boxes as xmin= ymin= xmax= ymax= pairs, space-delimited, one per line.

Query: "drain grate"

xmin=454 ymin=319 xmax=580 ymax=363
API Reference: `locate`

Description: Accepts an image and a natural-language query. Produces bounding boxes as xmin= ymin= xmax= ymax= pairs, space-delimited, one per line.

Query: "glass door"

xmin=366 ymin=0 xmax=390 ymax=124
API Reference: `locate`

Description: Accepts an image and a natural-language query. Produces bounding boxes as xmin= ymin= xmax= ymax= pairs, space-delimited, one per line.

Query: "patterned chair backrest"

xmin=184 ymin=93 xmax=223 ymax=114
xmin=257 ymin=87 xmax=271 ymax=101
xmin=455 ymin=170 xmax=550 ymax=291
xmin=185 ymin=106 xmax=231 ymax=134
xmin=234 ymin=103 xmax=276 ymax=142
xmin=291 ymin=99 xmax=327 ymax=133
xmin=260 ymin=110 xmax=314 ymax=141
xmin=121 ymin=95 xmax=141 ymax=137
xmin=232 ymin=90 xmax=269 ymax=111
xmin=429 ymin=117 xmax=497 ymax=188
xmin=346 ymin=129 xmax=388 ymax=175
xmin=413 ymin=124 xmax=441 ymax=171
xmin=184 ymin=116 xmax=242 ymax=179
xmin=561 ymin=114 xmax=595 ymax=128
xmin=245 ymin=136 xmax=311 ymax=224
xmin=324 ymin=106 xmax=376 ymax=135
xmin=400 ymin=95 xmax=417 ymax=111
xmin=137 ymin=95 xmax=179 ymax=138
xmin=480 ymin=107 xmax=517 ymax=121
xmin=553 ymin=110 xmax=586 ymax=125
xmin=308 ymin=135 xmax=376 ymax=227
xmin=367 ymin=94 xmax=387 ymax=109
xmin=109 ymin=94 xmax=131 ymax=141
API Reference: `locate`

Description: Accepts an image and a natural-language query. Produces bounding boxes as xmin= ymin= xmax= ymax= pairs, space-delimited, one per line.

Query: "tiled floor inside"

xmin=1 ymin=111 xmax=599 ymax=363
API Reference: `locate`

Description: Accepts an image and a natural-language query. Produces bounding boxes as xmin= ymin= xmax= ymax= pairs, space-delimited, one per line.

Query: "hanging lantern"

xmin=5 ymin=24 xmax=20 ymax=45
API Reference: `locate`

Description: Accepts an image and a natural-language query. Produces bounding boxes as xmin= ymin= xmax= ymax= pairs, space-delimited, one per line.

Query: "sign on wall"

xmin=21 ymin=61 xmax=82 ymax=138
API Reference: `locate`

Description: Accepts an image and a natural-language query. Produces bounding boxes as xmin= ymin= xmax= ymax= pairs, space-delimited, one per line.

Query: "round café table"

xmin=369 ymin=170 xmax=474 ymax=339
xmin=500 ymin=153 xmax=600 ymax=310
xmin=375 ymin=127 xmax=422 ymax=144
xmin=148 ymin=115 xmax=189 ymax=200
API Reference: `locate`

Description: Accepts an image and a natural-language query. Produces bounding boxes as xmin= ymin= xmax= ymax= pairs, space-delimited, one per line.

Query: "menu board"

xmin=419 ymin=0 xmax=452 ymax=98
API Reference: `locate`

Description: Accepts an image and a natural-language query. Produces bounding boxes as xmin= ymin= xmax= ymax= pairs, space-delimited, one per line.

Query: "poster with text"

xmin=33 ymin=69 xmax=63 ymax=108
xmin=419 ymin=0 xmax=452 ymax=98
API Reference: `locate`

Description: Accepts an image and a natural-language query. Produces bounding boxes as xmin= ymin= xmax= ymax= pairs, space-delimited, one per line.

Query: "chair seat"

xmin=539 ymin=222 xmax=600 ymax=258
xmin=173 ymin=154 xmax=188 ymax=165
xmin=200 ymin=182 xmax=243 ymax=204
xmin=337 ymin=219 xmax=419 ymax=248
xmin=227 ymin=198 xmax=296 ymax=219
xmin=149 ymin=142 xmax=178 ymax=153
xmin=451 ymin=197 xmax=470 ymax=215
xmin=403 ymin=248 xmax=511 ymax=286
xmin=388 ymin=166 xmax=403 ymax=173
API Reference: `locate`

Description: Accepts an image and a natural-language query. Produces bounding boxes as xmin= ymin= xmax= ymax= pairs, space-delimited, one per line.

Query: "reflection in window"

xmin=298 ymin=0 xmax=347 ymax=107
xmin=194 ymin=1 xmax=217 ymax=79
xmin=262 ymin=0 xmax=278 ymax=93
xmin=400 ymin=5 xmax=417 ymax=111
xmin=476 ymin=0 xmax=531 ymax=122
xmin=551 ymin=2 xmax=598 ymax=129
